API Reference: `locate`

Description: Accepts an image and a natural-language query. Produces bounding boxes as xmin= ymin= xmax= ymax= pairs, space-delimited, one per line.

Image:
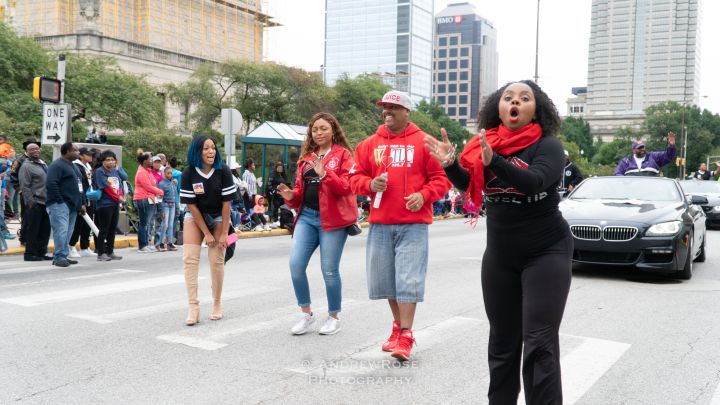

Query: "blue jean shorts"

xmin=184 ymin=212 xmax=223 ymax=223
xmin=366 ymin=223 xmax=429 ymax=303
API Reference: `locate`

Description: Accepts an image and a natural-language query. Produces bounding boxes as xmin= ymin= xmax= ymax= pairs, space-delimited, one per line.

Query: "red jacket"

xmin=350 ymin=123 xmax=451 ymax=224
xmin=285 ymin=144 xmax=358 ymax=231
xmin=133 ymin=165 xmax=164 ymax=201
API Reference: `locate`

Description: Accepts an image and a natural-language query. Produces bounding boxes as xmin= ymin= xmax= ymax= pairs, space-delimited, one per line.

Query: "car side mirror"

xmin=689 ymin=195 xmax=708 ymax=205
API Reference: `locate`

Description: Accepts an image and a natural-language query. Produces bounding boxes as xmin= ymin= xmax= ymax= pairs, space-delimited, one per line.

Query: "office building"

xmin=3 ymin=0 xmax=277 ymax=127
xmin=433 ymin=2 xmax=497 ymax=129
xmin=585 ymin=0 xmax=700 ymax=140
xmin=324 ymin=0 xmax=434 ymax=103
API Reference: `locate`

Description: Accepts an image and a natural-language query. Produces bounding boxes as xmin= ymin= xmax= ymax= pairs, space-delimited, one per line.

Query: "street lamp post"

xmin=534 ymin=0 xmax=540 ymax=83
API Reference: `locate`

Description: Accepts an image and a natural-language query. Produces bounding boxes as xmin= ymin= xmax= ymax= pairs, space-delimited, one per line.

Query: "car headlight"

xmin=712 ymin=206 xmax=720 ymax=212
xmin=646 ymin=221 xmax=682 ymax=236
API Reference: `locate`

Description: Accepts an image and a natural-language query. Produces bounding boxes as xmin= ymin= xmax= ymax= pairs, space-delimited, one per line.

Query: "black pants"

xmin=23 ymin=204 xmax=50 ymax=259
xmin=95 ymin=206 xmax=119 ymax=255
xmin=268 ymin=194 xmax=283 ymax=221
xmin=18 ymin=198 xmax=29 ymax=244
xmin=251 ymin=213 xmax=266 ymax=225
xmin=482 ymin=233 xmax=573 ymax=405
xmin=70 ymin=205 xmax=95 ymax=249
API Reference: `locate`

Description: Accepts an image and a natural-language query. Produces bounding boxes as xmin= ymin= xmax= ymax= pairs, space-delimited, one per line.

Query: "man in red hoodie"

xmin=350 ymin=90 xmax=451 ymax=361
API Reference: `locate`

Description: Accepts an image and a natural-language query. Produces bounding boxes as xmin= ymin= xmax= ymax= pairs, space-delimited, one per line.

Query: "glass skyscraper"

xmin=324 ymin=0 xmax=434 ymax=103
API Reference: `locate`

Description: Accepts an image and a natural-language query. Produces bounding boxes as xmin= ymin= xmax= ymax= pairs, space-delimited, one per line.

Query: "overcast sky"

xmin=265 ymin=0 xmax=719 ymax=116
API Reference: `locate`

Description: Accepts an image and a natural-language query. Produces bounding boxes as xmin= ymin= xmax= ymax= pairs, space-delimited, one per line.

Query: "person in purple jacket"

xmin=615 ymin=132 xmax=676 ymax=176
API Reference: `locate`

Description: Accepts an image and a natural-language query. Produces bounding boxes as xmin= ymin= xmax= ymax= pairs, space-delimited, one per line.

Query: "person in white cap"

xmin=349 ymin=90 xmax=451 ymax=361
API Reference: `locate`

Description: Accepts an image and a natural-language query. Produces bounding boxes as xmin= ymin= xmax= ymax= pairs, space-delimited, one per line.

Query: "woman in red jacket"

xmin=277 ymin=112 xmax=358 ymax=336
xmin=133 ymin=151 xmax=164 ymax=252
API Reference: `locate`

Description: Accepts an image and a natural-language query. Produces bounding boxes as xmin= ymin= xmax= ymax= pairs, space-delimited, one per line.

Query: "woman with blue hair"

xmin=179 ymin=135 xmax=236 ymax=325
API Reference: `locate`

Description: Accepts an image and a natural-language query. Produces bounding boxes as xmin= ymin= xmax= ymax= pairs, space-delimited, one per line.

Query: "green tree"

xmin=643 ymin=101 xmax=720 ymax=178
xmin=560 ymin=116 xmax=595 ymax=159
xmin=0 ymin=23 xmax=51 ymax=147
xmin=333 ymin=74 xmax=390 ymax=145
xmin=168 ymin=61 xmax=333 ymax=133
xmin=64 ymin=55 xmax=166 ymax=137
xmin=591 ymin=128 xmax=635 ymax=167
xmin=414 ymin=100 xmax=472 ymax=147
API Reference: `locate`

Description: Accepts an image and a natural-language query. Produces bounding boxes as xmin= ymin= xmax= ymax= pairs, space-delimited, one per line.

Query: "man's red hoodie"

xmin=350 ymin=123 xmax=450 ymax=224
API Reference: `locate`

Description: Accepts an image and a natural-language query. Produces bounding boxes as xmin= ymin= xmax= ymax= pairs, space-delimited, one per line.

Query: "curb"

xmin=0 ymin=214 xmax=465 ymax=256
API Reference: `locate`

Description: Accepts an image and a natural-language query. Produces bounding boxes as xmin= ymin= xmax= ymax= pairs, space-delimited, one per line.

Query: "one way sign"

xmin=42 ymin=103 xmax=70 ymax=146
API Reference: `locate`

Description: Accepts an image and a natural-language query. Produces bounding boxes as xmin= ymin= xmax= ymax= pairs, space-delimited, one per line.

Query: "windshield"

xmin=570 ymin=177 xmax=683 ymax=202
xmin=679 ymin=180 xmax=720 ymax=194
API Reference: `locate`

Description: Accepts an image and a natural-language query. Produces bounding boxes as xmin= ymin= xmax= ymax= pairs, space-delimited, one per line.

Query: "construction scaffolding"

xmin=4 ymin=0 xmax=277 ymax=63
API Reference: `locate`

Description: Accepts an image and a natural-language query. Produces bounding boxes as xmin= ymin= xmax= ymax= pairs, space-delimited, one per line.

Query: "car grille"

xmin=574 ymin=250 xmax=640 ymax=264
xmin=570 ymin=225 xmax=601 ymax=240
xmin=603 ymin=226 xmax=638 ymax=242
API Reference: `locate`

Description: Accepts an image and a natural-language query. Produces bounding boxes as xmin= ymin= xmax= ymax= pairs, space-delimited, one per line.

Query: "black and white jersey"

xmin=180 ymin=165 xmax=236 ymax=217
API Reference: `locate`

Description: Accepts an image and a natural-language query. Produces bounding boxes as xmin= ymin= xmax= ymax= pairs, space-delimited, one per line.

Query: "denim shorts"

xmin=184 ymin=212 xmax=222 ymax=223
xmin=366 ymin=223 xmax=429 ymax=303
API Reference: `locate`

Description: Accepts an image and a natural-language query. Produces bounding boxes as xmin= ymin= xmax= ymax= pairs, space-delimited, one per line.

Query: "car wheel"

xmin=694 ymin=236 xmax=706 ymax=263
xmin=676 ymin=232 xmax=693 ymax=280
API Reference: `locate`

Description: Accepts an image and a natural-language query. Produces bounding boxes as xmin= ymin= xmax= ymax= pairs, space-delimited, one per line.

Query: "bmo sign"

xmin=437 ymin=15 xmax=462 ymax=24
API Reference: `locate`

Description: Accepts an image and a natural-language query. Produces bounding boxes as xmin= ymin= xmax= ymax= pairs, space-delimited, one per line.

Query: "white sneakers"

xmin=264 ymin=224 xmax=271 ymax=231
xmin=253 ymin=225 xmax=264 ymax=232
xmin=137 ymin=246 xmax=154 ymax=253
xmin=318 ymin=316 xmax=341 ymax=335
xmin=291 ymin=313 xmax=316 ymax=335
xmin=68 ymin=247 xmax=81 ymax=258
xmin=79 ymin=249 xmax=96 ymax=257
xmin=291 ymin=313 xmax=341 ymax=335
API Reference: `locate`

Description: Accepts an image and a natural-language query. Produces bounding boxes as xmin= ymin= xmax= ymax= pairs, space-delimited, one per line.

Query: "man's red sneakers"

xmin=381 ymin=320 xmax=401 ymax=352
xmin=391 ymin=329 xmax=415 ymax=361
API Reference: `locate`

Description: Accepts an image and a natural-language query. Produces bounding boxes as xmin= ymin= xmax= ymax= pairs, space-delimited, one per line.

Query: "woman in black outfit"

xmin=425 ymin=80 xmax=572 ymax=405
xmin=266 ymin=162 xmax=289 ymax=222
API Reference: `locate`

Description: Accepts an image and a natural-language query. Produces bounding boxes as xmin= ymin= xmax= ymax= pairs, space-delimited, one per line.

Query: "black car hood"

xmin=560 ymin=199 xmax=684 ymax=225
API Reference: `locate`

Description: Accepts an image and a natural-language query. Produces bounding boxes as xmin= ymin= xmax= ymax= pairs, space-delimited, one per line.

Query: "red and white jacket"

xmin=285 ymin=144 xmax=358 ymax=231
xmin=350 ymin=123 xmax=451 ymax=224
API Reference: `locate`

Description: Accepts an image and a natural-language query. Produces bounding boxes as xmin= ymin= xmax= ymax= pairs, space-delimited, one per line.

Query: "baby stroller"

xmin=236 ymin=211 xmax=256 ymax=232
xmin=279 ymin=204 xmax=295 ymax=232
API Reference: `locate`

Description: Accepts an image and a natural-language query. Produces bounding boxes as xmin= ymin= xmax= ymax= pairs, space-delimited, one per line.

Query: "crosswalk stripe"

xmin=710 ymin=380 xmax=720 ymax=405
xmin=1 ymin=269 xmax=144 ymax=289
xmin=0 ymin=275 xmax=185 ymax=307
xmin=1 ymin=264 xmax=89 ymax=274
xmin=286 ymin=316 xmax=486 ymax=376
xmin=67 ymin=286 xmax=280 ymax=324
xmin=157 ymin=299 xmax=367 ymax=351
xmin=513 ymin=334 xmax=630 ymax=405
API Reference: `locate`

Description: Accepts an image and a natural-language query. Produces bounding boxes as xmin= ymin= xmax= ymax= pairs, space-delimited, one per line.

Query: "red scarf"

xmin=459 ymin=123 xmax=542 ymax=205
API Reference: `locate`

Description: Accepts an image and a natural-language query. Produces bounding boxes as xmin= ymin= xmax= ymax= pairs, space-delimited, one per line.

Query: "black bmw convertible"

xmin=560 ymin=176 xmax=707 ymax=280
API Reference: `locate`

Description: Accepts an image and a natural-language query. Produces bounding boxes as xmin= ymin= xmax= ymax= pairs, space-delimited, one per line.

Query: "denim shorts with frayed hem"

xmin=366 ymin=223 xmax=429 ymax=303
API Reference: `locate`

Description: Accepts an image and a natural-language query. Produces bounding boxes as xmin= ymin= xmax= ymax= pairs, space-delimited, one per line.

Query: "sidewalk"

xmin=0 ymin=214 xmax=467 ymax=256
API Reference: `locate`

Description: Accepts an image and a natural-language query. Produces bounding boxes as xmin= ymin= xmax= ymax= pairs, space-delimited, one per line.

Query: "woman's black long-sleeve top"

xmin=445 ymin=136 xmax=570 ymax=253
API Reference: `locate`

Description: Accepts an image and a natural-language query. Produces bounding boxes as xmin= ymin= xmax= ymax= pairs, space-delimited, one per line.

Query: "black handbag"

xmin=346 ymin=223 xmax=362 ymax=236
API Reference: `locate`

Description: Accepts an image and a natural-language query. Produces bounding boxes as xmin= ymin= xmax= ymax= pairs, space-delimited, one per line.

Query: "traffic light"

xmin=32 ymin=77 xmax=62 ymax=103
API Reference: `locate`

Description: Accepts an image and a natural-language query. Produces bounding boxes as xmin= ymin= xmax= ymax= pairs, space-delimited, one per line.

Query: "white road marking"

xmin=158 ymin=299 xmax=367 ymax=351
xmin=0 ymin=264 xmax=89 ymax=275
xmin=0 ymin=275 xmax=186 ymax=307
xmin=709 ymin=379 xmax=720 ymax=405
xmin=67 ymin=286 xmax=279 ymax=324
xmin=287 ymin=316 xmax=486 ymax=377
xmin=1 ymin=269 xmax=144 ymax=288
xmin=515 ymin=334 xmax=630 ymax=405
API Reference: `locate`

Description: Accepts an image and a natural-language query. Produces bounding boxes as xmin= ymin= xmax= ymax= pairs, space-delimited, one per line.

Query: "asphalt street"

xmin=1 ymin=218 xmax=719 ymax=404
